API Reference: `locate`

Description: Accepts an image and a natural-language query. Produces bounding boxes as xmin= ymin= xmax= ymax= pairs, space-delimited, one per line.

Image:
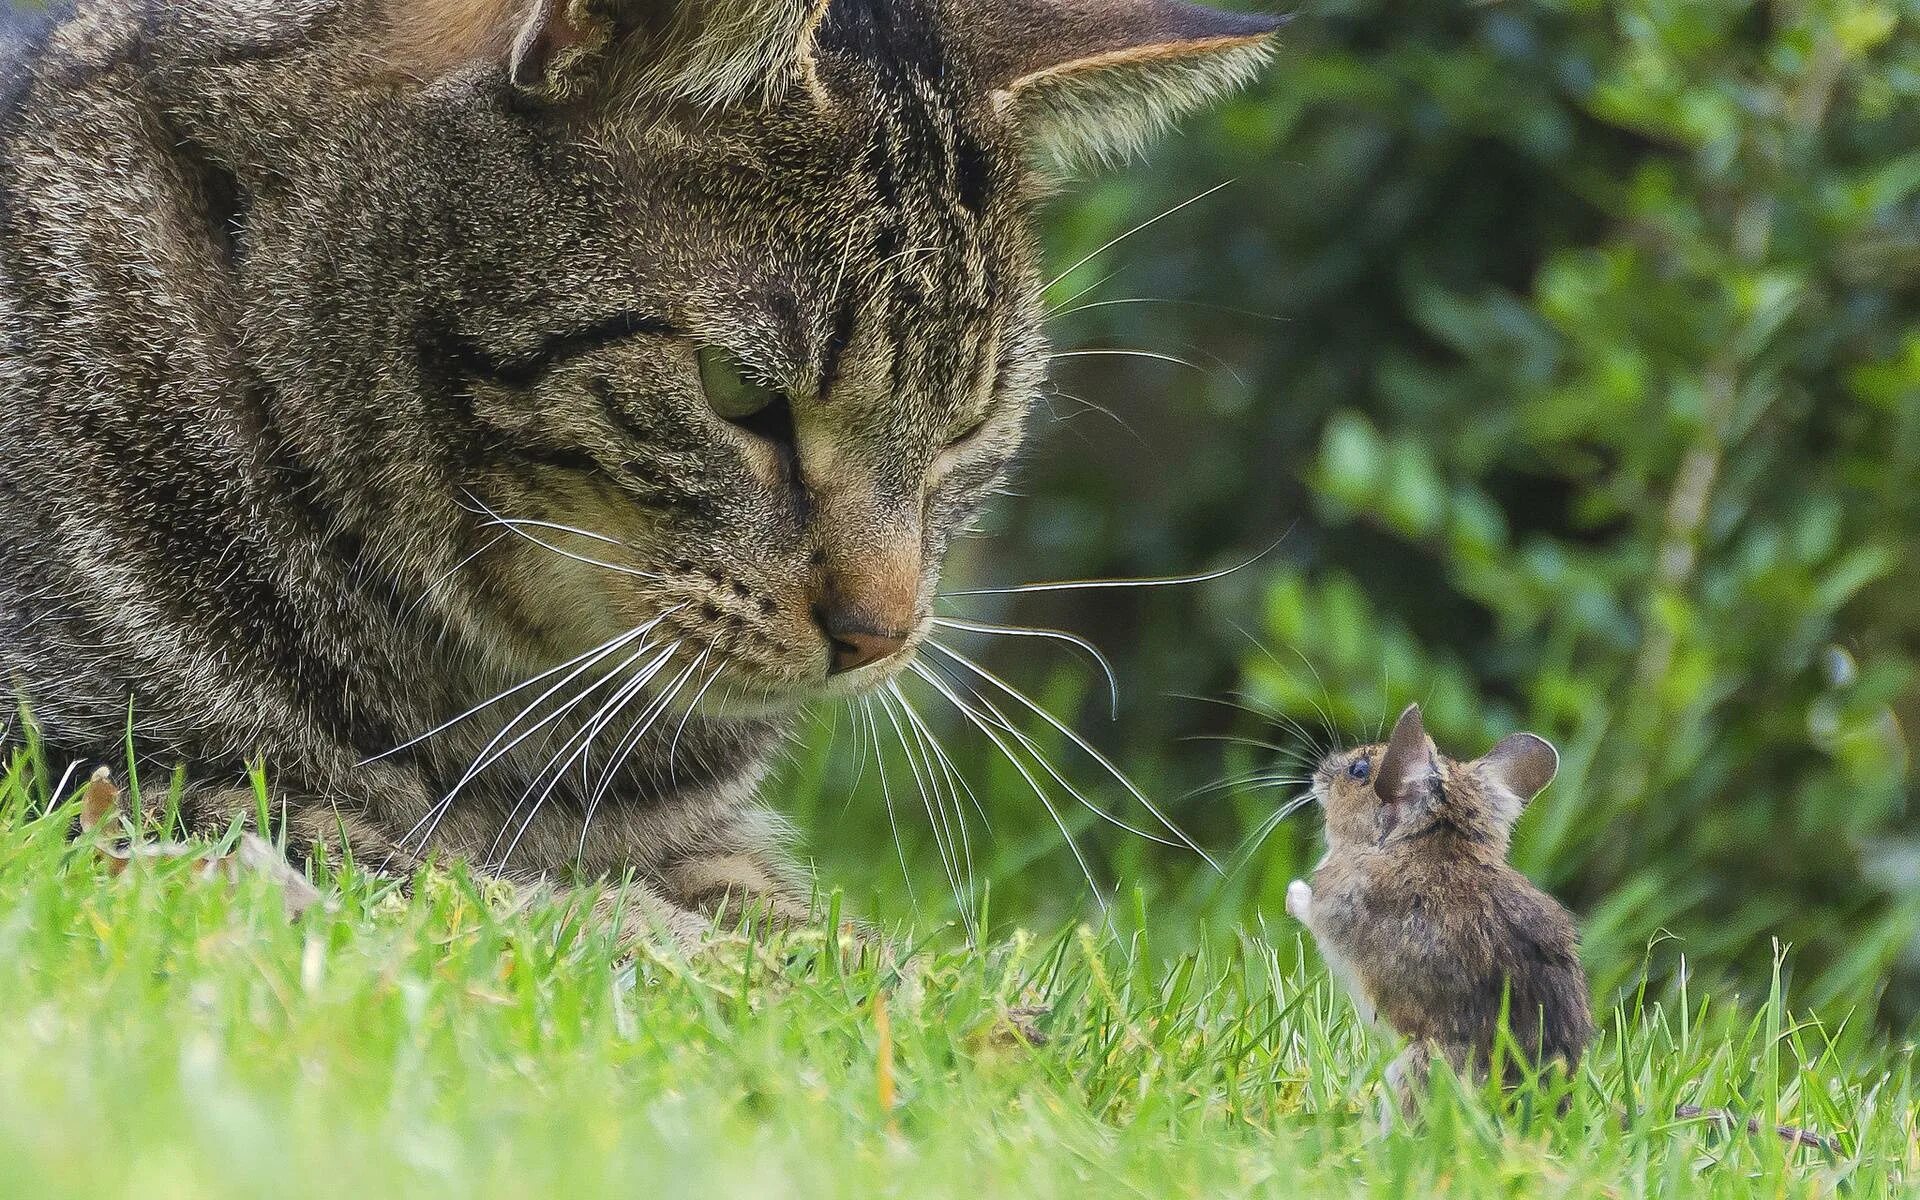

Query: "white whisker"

xmin=474 ymin=515 xmax=632 ymax=549
xmin=490 ymin=641 xmax=681 ymax=867
xmin=364 ymin=619 xmax=657 ymax=766
xmin=863 ymin=697 xmax=919 ymax=915
xmin=929 ymin=616 xmax=1119 ymax=719
xmin=876 ymin=686 xmax=972 ymax=935
xmin=911 ymin=657 xmax=1182 ymax=849
xmin=906 ymin=660 xmax=1107 ymax=909
xmin=461 ymin=493 xmax=661 ymax=582
xmin=1043 ymin=179 xmax=1234 ymax=295
xmin=923 ymin=640 xmax=1218 ymax=871
xmin=569 ymin=647 xmax=710 ymax=862
xmin=1048 ymin=348 xmax=1204 ymax=373
xmin=665 ymin=650 xmax=725 ymax=784
xmin=940 ymin=537 xmax=1282 ymax=598
xmin=1045 ymin=267 xmax=1122 ymax=317
xmin=385 ymin=615 xmax=681 ymax=859
xmin=1047 ymin=296 xmax=1289 ymax=324
xmin=402 ymin=531 xmax=507 ymax=622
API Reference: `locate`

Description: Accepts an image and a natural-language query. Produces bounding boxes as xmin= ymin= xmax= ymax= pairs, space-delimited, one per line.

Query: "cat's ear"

xmin=960 ymin=0 xmax=1285 ymax=168
xmin=509 ymin=0 xmax=823 ymax=102
xmin=1477 ymin=732 xmax=1559 ymax=808
xmin=1374 ymin=703 xmax=1436 ymax=807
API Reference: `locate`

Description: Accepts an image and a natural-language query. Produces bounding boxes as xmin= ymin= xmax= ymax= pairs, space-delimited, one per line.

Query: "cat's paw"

xmin=1286 ymin=879 xmax=1312 ymax=922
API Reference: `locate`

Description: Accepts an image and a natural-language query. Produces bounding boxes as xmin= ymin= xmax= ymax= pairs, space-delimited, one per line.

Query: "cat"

xmin=0 ymin=0 xmax=1278 ymax=940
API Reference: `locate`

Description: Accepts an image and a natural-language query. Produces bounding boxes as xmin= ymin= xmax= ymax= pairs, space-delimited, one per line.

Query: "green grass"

xmin=2 ymin=754 xmax=1916 ymax=1197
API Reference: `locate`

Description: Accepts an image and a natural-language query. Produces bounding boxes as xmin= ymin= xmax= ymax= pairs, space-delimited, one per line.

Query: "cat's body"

xmin=0 ymin=0 xmax=1276 ymax=935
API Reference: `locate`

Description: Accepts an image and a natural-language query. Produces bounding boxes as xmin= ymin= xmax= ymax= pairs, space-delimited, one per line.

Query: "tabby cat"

xmin=0 ymin=0 xmax=1277 ymax=939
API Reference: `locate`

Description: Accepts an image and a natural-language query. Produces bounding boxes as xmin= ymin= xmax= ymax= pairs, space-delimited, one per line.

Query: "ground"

xmin=0 ymin=759 xmax=1912 ymax=1199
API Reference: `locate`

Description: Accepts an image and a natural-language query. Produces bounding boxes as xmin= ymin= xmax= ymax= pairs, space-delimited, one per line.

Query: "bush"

xmin=965 ymin=0 xmax=1920 ymax=1019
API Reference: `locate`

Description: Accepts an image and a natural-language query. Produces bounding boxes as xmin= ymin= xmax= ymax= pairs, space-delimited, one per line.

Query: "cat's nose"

xmin=815 ymin=606 xmax=910 ymax=675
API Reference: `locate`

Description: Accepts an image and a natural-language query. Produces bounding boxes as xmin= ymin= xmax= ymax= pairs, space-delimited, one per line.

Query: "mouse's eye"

xmin=1347 ymin=758 xmax=1371 ymax=782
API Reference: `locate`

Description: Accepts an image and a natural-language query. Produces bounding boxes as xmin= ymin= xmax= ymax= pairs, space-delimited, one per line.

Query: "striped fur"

xmin=0 ymin=0 xmax=1275 ymax=938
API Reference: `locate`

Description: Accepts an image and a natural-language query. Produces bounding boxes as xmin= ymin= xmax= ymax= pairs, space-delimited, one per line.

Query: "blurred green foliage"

xmin=789 ymin=0 xmax=1920 ymax=1023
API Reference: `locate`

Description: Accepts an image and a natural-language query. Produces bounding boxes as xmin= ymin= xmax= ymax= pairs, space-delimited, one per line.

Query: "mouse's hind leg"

xmin=1381 ymin=1042 xmax=1434 ymax=1131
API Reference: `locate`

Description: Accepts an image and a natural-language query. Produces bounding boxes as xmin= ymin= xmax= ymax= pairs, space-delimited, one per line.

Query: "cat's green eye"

xmin=697 ymin=346 xmax=782 ymax=422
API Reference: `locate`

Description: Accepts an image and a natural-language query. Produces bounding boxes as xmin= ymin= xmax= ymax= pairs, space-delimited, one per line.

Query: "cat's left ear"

xmin=960 ymin=0 xmax=1285 ymax=168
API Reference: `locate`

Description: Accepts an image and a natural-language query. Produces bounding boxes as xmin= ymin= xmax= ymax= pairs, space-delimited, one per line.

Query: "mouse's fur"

xmin=1287 ymin=703 xmax=1590 ymax=1110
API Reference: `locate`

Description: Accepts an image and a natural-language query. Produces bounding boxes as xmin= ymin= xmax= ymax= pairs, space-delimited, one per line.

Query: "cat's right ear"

xmin=959 ymin=0 xmax=1286 ymax=169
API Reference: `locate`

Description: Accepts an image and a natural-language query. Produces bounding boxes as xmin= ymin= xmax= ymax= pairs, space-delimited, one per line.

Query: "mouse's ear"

xmin=1478 ymin=733 xmax=1559 ymax=806
xmin=1374 ymin=703 xmax=1435 ymax=805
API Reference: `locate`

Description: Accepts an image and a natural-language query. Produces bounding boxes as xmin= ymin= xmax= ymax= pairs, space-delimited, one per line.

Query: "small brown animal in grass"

xmin=1287 ymin=704 xmax=1837 ymax=1152
xmin=1286 ymin=703 xmax=1586 ymax=1115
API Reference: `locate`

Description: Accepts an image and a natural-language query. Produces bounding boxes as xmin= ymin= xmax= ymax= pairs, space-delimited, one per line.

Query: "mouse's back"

xmin=1296 ymin=704 xmax=1592 ymax=1071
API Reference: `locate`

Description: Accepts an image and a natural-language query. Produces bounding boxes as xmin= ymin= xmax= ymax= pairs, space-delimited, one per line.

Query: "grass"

xmin=2 ymin=751 xmax=1917 ymax=1198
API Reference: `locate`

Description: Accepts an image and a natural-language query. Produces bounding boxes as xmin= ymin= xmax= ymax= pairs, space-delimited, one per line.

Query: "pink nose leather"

xmin=817 ymin=607 xmax=909 ymax=675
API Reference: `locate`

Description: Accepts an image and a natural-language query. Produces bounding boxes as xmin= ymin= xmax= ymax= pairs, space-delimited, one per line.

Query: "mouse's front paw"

xmin=1286 ymin=879 xmax=1312 ymax=922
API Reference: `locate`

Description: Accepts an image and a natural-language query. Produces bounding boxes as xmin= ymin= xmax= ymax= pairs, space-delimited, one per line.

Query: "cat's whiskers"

xmin=938 ymin=539 xmax=1278 ymax=599
xmin=888 ymin=679 xmax=992 ymax=832
xmin=389 ymin=612 xmax=681 ymax=862
xmin=1047 ymin=346 xmax=1205 ymax=374
xmin=921 ymin=639 xmax=1215 ymax=869
xmin=904 ymin=658 xmax=1106 ymax=909
xmin=664 ymin=645 xmax=726 ymax=786
xmin=1047 ymin=296 xmax=1288 ymax=324
xmin=1043 ymin=267 xmax=1120 ymax=317
xmin=487 ymin=639 xmax=683 ymax=869
xmin=1042 ymin=179 xmax=1235 ymax=298
xmin=919 ymin=652 xmax=1180 ymax=848
xmin=875 ymin=683 xmax=975 ymax=937
xmin=928 ymin=616 xmax=1119 ymax=719
xmin=364 ymin=617 xmax=659 ymax=766
xmin=564 ymin=641 xmax=718 ymax=864
xmin=403 ymin=531 xmax=508 ymax=623
xmin=572 ymin=645 xmax=715 ymax=862
xmin=460 ymin=493 xmax=662 ymax=582
xmin=1038 ymin=384 xmax=1142 ymax=441
xmin=861 ymin=696 xmax=919 ymax=916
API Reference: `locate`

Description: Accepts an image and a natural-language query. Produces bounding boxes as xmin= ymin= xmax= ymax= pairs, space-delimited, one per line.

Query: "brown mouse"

xmin=1287 ymin=704 xmax=1836 ymax=1151
xmin=1287 ymin=702 xmax=1587 ymax=1112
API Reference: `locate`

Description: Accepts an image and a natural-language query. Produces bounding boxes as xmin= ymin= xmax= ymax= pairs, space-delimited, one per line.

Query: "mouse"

xmin=1285 ymin=703 xmax=1836 ymax=1150
xmin=1286 ymin=702 xmax=1587 ymax=1113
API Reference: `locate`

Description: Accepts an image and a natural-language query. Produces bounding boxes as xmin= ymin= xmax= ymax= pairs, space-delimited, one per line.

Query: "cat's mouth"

xmin=561 ymin=588 xmax=930 ymax=724
xmin=680 ymin=615 xmax=933 ymax=719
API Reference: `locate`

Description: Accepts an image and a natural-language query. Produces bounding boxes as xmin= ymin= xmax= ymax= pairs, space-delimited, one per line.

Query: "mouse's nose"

xmin=815 ymin=607 xmax=909 ymax=676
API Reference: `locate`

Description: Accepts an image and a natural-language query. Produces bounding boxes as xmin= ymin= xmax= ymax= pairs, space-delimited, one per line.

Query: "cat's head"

xmin=361 ymin=0 xmax=1279 ymax=714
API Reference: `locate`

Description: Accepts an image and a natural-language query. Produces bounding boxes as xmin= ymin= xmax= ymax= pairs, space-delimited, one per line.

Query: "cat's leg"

xmin=658 ymin=804 xmax=814 ymax=929
xmin=280 ymin=793 xmax=717 ymax=948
